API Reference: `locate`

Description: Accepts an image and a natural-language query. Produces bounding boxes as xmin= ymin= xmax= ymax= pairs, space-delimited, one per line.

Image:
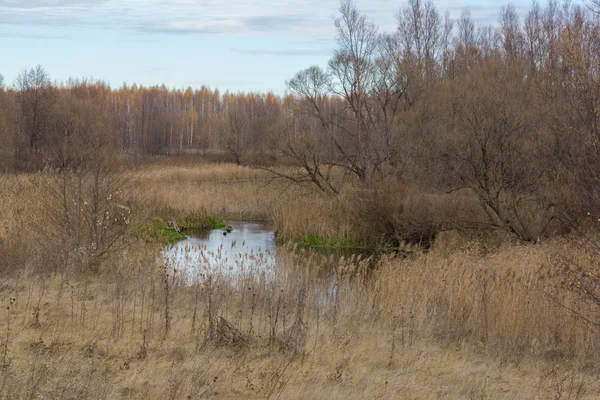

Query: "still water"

xmin=162 ymin=220 xmax=277 ymax=279
xmin=162 ymin=220 xmax=376 ymax=285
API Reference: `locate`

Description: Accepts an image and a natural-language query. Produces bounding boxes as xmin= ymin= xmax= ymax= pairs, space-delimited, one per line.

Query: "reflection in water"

xmin=163 ymin=221 xmax=277 ymax=279
xmin=162 ymin=221 xmax=375 ymax=297
xmin=161 ymin=221 xmax=380 ymax=319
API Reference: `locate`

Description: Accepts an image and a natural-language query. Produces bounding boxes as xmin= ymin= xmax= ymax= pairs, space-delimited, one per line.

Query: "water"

xmin=162 ymin=221 xmax=378 ymax=314
xmin=162 ymin=220 xmax=277 ymax=280
xmin=162 ymin=220 xmax=377 ymax=286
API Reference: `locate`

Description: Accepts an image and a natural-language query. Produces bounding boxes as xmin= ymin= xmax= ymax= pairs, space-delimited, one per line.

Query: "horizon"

xmin=1 ymin=0 xmax=572 ymax=94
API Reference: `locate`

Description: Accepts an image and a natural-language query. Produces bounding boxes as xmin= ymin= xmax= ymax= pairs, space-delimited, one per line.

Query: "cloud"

xmin=0 ymin=31 xmax=66 ymax=39
xmin=0 ymin=0 xmax=335 ymax=37
xmin=0 ymin=0 xmax=107 ymax=8
xmin=0 ymin=7 xmax=90 ymax=27
xmin=231 ymin=48 xmax=332 ymax=57
xmin=244 ymin=15 xmax=311 ymax=32
xmin=135 ymin=19 xmax=239 ymax=36
xmin=135 ymin=13 xmax=332 ymax=37
xmin=0 ymin=0 xmax=541 ymax=39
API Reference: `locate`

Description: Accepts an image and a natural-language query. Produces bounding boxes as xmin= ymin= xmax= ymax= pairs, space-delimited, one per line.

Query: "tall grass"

xmin=129 ymin=163 xmax=284 ymax=221
xmin=374 ymin=240 xmax=600 ymax=359
xmin=1 ymin=237 xmax=600 ymax=398
xmin=273 ymin=182 xmax=488 ymax=246
xmin=0 ymin=174 xmax=44 ymax=274
xmin=2 ymin=163 xmax=600 ymax=398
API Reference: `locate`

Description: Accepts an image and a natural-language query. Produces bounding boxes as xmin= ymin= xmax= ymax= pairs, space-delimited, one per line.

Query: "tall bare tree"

xmin=0 ymin=76 xmax=16 ymax=171
xmin=285 ymin=0 xmax=410 ymax=191
xmin=222 ymin=102 xmax=248 ymax=165
xmin=15 ymin=66 xmax=53 ymax=151
xmin=41 ymin=85 xmax=133 ymax=273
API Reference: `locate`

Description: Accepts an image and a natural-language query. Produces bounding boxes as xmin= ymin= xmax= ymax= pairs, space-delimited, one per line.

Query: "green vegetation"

xmin=293 ymin=234 xmax=426 ymax=254
xmin=177 ymin=212 xmax=227 ymax=233
xmin=139 ymin=213 xmax=226 ymax=244
xmin=223 ymin=216 xmax=272 ymax=223
xmin=202 ymin=214 xmax=227 ymax=230
xmin=139 ymin=217 xmax=186 ymax=244
xmin=294 ymin=234 xmax=376 ymax=250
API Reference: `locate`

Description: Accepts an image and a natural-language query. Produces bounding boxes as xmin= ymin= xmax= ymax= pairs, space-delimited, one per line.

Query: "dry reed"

xmin=1 ymin=163 xmax=600 ymax=398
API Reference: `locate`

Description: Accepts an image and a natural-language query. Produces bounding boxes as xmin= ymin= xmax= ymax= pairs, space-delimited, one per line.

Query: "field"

xmin=1 ymin=161 xmax=600 ymax=399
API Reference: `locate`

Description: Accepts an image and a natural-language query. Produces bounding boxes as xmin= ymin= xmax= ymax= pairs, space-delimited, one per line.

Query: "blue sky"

xmin=1 ymin=0 xmax=537 ymax=94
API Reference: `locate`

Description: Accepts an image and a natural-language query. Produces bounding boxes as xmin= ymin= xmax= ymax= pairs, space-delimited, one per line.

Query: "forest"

xmin=1 ymin=0 xmax=600 ymax=398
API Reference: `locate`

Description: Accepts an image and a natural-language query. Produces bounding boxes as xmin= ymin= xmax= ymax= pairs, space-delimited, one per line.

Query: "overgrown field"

xmin=2 ymin=162 xmax=600 ymax=399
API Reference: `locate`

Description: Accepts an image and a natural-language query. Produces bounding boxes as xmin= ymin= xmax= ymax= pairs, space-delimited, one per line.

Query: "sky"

xmin=1 ymin=0 xmax=539 ymax=94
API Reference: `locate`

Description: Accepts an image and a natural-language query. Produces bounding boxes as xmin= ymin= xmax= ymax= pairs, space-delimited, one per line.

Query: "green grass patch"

xmin=138 ymin=213 xmax=226 ymax=244
xmin=293 ymin=234 xmax=423 ymax=254
xmin=222 ymin=216 xmax=272 ymax=223
xmin=203 ymin=215 xmax=227 ymax=230
xmin=138 ymin=217 xmax=186 ymax=244
xmin=176 ymin=212 xmax=226 ymax=233
xmin=294 ymin=235 xmax=375 ymax=250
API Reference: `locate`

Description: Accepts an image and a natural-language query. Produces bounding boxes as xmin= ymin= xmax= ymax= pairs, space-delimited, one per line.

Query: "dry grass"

xmin=128 ymin=163 xmax=290 ymax=221
xmin=274 ymin=194 xmax=357 ymax=241
xmin=2 ymin=162 xmax=600 ymax=398
xmin=0 ymin=174 xmax=44 ymax=273
xmin=1 ymin=240 xmax=600 ymax=399
xmin=374 ymin=240 xmax=600 ymax=359
xmin=130 ymin=162 xmax=271 ymax=184
xmin=273 ymin=182 xmax=487 ymax=245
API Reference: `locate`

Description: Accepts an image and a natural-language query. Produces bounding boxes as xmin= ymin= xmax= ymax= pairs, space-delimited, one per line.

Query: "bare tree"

xmin=284 ymin=0 xmax=410 ymax=192
xmin=396 ymin=0 xmax=450 ymax=83
xmin=457 ymin=9 xmax=476 ymax=48
xmin=15 ymin=66 xmax=53 ymax=152
xmin=222 ymin=104 xmax=248 ymax=165
xmin=0 ymin=77 xmax=16 ymax=170
xmin=327 ymin=0 xmax=380 ymax=183
xmin=555 ymin=8 xmax=600 ymax=217
xmin=525 ymin=1 xmax=544 ymax=75
xmin=451 ymin=9 xmax=478 ymax=78
xmin=499 ymin=4 xmax=525 ymax=61
xmin=433 ymin=60 xmax=556 ymax=241
xmin=41 ymin=87 xmax=133 ymax=273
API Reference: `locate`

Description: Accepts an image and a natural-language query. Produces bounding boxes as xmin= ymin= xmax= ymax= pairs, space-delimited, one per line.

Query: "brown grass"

xmin=1 ymin=240 xmax=600 ymax=399
xmin=1 ymin=162 xmax=600 ymax=398
xmin=128 ymin=163 xmax=286 ymax=221
xmin=374 ymin=240 xmax=600 ymax=358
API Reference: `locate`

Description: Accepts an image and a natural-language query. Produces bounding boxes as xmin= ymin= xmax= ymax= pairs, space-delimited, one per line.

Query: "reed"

xmin=1 ymin=162 xmax=600 ymax=398
xmin=0 ymin=238 xmax=599 ymax=398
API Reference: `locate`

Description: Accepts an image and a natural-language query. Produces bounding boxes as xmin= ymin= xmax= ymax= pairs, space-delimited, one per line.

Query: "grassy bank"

xmin=119 ymin=161 xmax=495 ymax=251
xmin=139 ymin=214 xmax=227 ymax=244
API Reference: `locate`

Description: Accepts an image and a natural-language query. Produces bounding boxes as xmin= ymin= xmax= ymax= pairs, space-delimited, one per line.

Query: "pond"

xmin=162 ymin=220 xmax=376 ymax=283
xmin=162 ymin=220 xmax=277 ymax=280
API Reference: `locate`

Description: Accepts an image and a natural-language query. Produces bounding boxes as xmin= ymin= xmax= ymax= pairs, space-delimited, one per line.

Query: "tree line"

xmin=1 ymin=0 xmax=599 ymax=243
xmin=0 ymin=70 xmax=291 ymax=169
